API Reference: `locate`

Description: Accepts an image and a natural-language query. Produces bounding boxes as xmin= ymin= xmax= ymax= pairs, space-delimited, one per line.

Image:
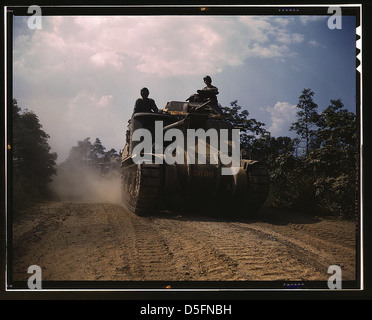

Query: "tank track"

xmin=121 ymin=163 xmax=163 ymax=216
xmin=121 ymin=160 xmax=269 ymax=217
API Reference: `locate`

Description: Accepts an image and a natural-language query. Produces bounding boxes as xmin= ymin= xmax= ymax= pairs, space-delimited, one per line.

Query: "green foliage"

xmin=12 ymin=99 xmax=58 ymax=209
xmin=268 ymin=152 xmax=300 ymax=208
xmin=250 ymin=135 xmax=295 ymax=166
xmin=265 ymin=91 xmax=357 ymax=218
xmin=220 ymin=100 xmax=267 ymax=155
xmin=222 ymin=90 xmax=357 ymax=218
xmin=314 ymin=99 xmax=357 ymax=175
xmin=290 ymin=88 xmax=320 ymax=156
xmin=310 ymin=99 xmax=357 ymax=217
xmin=314 ymin=175 xmax=355 ymax=218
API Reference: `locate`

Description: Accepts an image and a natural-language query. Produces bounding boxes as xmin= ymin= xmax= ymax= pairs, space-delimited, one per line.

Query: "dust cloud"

xmin=50 ymin=163 xmax=122 ymax=204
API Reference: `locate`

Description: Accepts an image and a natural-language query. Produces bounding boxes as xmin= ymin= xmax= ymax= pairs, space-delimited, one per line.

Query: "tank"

xmin=121 ymin=98 xmax=269 ymax=217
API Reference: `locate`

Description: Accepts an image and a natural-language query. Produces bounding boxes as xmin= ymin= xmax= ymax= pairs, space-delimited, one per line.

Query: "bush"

xmin=314 ymin=175 xmax=355 ymax=218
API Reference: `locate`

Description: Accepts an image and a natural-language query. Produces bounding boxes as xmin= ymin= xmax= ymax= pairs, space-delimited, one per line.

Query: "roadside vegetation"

xmin=11 ymin=99 xmax=57 ymax=211
xmin=222 ymin=89 xmax=358 ymax=218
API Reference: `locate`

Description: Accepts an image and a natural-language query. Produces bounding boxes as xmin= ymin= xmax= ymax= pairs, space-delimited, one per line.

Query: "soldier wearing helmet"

xmin=197 ymin=76 xmax=221 ymax=113
xmin=133 ymin=87 xmax=158 ymax=114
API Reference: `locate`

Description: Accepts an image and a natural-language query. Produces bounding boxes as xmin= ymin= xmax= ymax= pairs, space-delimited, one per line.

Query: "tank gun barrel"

xmin=162 ymin=99 xmax=212 ymax=132
xmin=195 ymin=99 xmax=211 ymax=111
xmin=163 ymin=114 xmax=190 ymax=131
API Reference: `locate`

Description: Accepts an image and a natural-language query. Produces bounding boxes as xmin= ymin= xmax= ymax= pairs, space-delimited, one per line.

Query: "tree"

xmin=266 ymin=90 xmax=358 ymax=218
xmin=310 ymin=99 xmax=357 ymax=217
xmin=250 ymin=135 xmax=295 ymax=166
xmin=91 ymin=138 xmax=106 ymax=165
xmin=220 ymin=100 xmax=267 ymax=156
xmin=12 ymin=99 xmax=58 ymax=205
xmin=66 ymin=137 xmax=93 ymax=166
xmin=65 ymin=137 xmax=117 ymax=167
xmin=269 ymin=151 xmax=302 ymax=208
xmin=105 ymin=148 xmax=119 ymax=160
xmin=314 ymin=99 xmax=357 ymax=175
xmin=290 ymin=88 xmax=320 ymax=156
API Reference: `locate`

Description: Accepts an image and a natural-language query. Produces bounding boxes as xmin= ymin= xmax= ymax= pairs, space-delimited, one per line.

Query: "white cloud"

xmin=14 ymin=16 xmax=306 ymax=79
xmin=308 ymin=39 xmax=326 ymax=48
xmin=97 ymin=95 xmax=113 ymax=108
xmin=68 ymin=91 xmax=113 ymax=116
xmin=277 ymin=31 xmax=304 ymax=44
xmin=90 ymin=51 xmax=123 ymax=69
xmin=299 ymin=16 xmax=328 ymax=25
xmin=266 ymin=101 xmax=297 ymax=136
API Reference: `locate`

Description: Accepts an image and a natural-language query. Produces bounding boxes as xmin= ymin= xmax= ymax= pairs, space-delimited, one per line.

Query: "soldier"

xmin=197 ymin=75 xmax=219 ymax=106
xmin=196 ymin=76 xmax=222 ymax=114
xmin=133 ymin=87 xmax=158 ymax=114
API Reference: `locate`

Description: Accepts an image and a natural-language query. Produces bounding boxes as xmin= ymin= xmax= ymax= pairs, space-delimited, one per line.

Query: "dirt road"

xmin=11 ymin=201 xmax=357 ymax=286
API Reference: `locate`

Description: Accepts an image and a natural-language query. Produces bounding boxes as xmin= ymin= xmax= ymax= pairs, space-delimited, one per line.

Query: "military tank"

xmin=121 ymin=97 xmax=269 ymax=217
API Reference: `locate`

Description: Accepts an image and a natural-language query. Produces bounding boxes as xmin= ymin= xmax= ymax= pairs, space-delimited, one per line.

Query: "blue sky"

xmin=12 ymin=12 xmax=358 ymax=163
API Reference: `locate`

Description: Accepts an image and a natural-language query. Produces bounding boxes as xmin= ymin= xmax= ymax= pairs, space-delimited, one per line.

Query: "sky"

xmin=11 ymin=11 xmax=358 ymax=163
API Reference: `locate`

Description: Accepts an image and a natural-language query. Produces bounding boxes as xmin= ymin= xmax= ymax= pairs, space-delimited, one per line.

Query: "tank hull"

xmin=121 ymin=102 xmax=270 ymax=217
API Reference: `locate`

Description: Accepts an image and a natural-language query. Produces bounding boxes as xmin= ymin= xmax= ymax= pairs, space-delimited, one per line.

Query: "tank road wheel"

xmin=121 ymin=163 xmax=163 ymax=216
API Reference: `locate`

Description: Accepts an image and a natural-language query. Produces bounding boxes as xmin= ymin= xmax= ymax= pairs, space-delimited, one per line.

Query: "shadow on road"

xmin=145 ymin=205 xmax=321 ymax=226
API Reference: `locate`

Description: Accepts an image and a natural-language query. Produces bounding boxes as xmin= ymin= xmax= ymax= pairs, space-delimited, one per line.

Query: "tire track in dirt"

xmin=11 ymin=202 xmax=357 ymax=283
xmin=227 ymin=221 xmax=356 ymax=280
xmin=150 ymin=217 xmax=243 ymax=281
xmin=11 ymin=202 xmax=74 ymax=279
xmin=124 ymin=213 xmax=177 ymax=281
xmin=152 ymin=211 xmax=355 ymax=281
xmin=151 ymin=217 xmax=324 ymax=281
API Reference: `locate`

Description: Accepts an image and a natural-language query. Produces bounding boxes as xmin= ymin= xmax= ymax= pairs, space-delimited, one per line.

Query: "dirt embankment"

xmin=11 ymin=201 xmax=357 ymax=284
